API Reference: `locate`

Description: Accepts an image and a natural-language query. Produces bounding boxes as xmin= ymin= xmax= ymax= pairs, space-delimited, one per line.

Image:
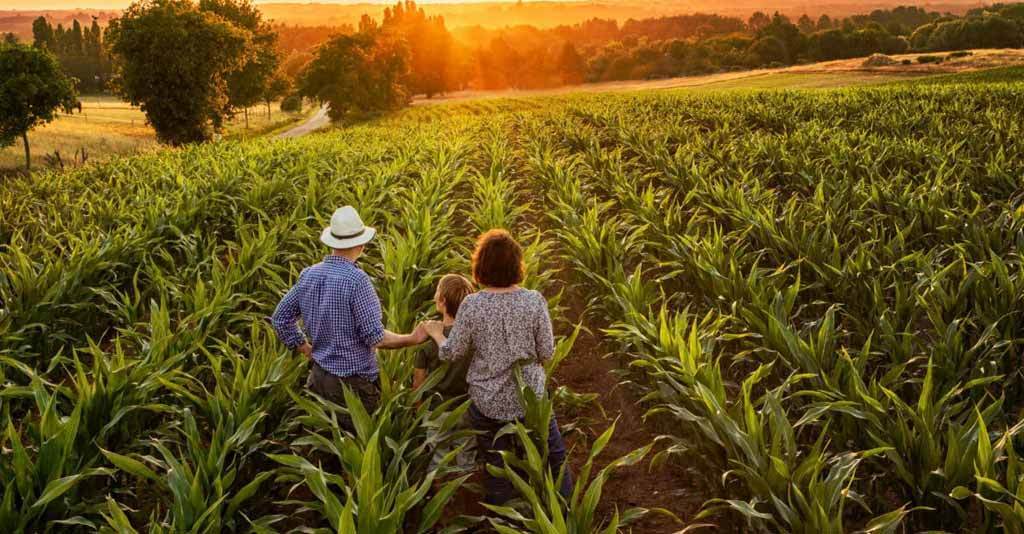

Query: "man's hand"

xmin=411 ymin=322 xmax=430 ymax=344
xmin=422 ymin=320 xmax=445 ymax=338
xmin=422 ymin=320 xmax=444 ymax=337
xmin=297 ymin=342 xmax=313 ymax=359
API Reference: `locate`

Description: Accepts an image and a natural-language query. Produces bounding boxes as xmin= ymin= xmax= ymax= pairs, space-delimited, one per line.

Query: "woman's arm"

xmin=431 ymin=302 xmax=473 ymax=361
xmin=535 ymin=294 xmax=555 ymax=362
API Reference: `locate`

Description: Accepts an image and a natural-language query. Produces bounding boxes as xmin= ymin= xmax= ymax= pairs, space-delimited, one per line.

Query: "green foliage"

xmin=30 ymin=16 xmax=111 ymax=93
xmin=106 ymin=0 xmax=253 ymax=145
xmin=0 ymin=382 xmax=113 ymax=532
xmin=485 ymin=359 xmax=656 ymax=534
xmin=3 ymin=73 xmax=1024 ymax=533
xmin=299 ymin=32 xmax=410 ymax=122
xmin=200 ymin=0 xmax=280 ymax=114
xmin=0 ymin=42 xmax=77 ymax=169
xmin=533 ymin=82 xmax=1024 ymax=531
xmin=910 ymin=15 xmax=1024 ymax=51
xmin=279 ymin=94 xmax=302 ymax=113
xmin=270 ymin=384 xmax=472 ymax=533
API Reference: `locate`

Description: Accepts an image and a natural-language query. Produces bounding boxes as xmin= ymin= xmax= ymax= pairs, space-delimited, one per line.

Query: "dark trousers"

xmin=468 ymin=403 xmax=574 ymax=506
xmin=306 ymin=362 xmax=380 ymax=431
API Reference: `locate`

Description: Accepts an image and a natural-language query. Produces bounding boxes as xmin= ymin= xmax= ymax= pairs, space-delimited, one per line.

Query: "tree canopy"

xmin=380 ymin=0 xmax=454 ymax=98
xmin=299 ymin=32 xmax=409 ymax=121
xmin=106 ymin=0 xmax=257 ymax=145
xmin=0 ymin=42 xmax=77 ymax=170
xmin=200 ymin=0 xmax=280 ymax=126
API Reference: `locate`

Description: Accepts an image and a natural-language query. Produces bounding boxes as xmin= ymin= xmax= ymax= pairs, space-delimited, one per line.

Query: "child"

xmin=415 ymin=274 xmax=477 ymax=474
xmin=413 ymin=274 xmax=475 ymax=396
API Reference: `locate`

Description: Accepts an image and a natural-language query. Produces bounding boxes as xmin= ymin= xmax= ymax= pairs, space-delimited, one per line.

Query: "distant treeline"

xmin=281 ymin=3 xmax=1024 ymax=96
xmin=30 ymin=17 xmax=111 ymax=93
xmin=455 ymin=4 xmax=1024 ymax=88
xmin=16 ymin=2 xmax=1024 ymax=103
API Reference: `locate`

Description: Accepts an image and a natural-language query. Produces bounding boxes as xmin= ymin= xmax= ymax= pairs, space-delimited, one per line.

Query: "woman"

xmin=422 ymin=229 xmax=573 ymax=505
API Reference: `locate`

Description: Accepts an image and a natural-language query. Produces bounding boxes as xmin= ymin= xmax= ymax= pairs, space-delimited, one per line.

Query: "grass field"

xmin=3 ymin=64 xmax=1024 ymax=533
xmin=0 ymin=96 xmax=311 ymax=171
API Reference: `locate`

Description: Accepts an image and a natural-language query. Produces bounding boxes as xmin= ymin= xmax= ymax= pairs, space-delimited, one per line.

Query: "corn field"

xmin=3 ymin=75 xmax=1024 ymax=533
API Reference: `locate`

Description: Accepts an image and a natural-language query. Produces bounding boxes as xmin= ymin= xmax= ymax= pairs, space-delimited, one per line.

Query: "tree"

xmin=757 ymin=13 xmax=805 ymax=63
xmin=262 ymin=74 xmax=290 ymax=119
xmin=748 ymin=12 xmax=771 ymax=32
xmin=750 ymin=35 xmax=787 ymax=65
xmin=912 ymin=16 xmax=1022 ymax=51
xmin=557 ymin=42 xmax=586 ymax=85
xmin=299 ymin=32 xmax=410 ymax=122
xmin=280 ymin=94 xmax=302 ymax=113
xmin=69 ymin=20 xmax=84 ymax=55
xmin=797 ymin=14 xmax=815 ymax=33
xmin=817 ymin=15 xmax=834 ymax=31
xmin=199 ymin=0 xmax=280 ymax=129
xmin=106 ymin=0 xmax=251 ymax=145
xmin=0 ymin=43 xmax=77 ymax=170
xmin=487 ymin=37 xmax=523 ymax=88
xmin=2 ymin=33 xmax=17 ymax=45
xmin=381 ymin=0 xmax=456 ymax=98
xmin=32 ymin=16 xmax=54 ymax=49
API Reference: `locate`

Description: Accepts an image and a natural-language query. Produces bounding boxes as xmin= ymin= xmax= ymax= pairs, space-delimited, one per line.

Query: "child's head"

xmin=434 ymin=274 xmax=474 ymax=319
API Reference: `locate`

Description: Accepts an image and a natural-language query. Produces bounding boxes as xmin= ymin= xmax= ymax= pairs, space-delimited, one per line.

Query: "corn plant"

xmin=100 ymin=406 xmax=276 ymax=532
xmin=0 ymin=381 xmax=113 ymax=532
xmin=485 ymin=369 xmax=655 ymax=534
xmin=5 ymin=73 xmax=1024 ymax=533
xmin=950 ymin=412 xmax=1024 ymax=533
xmin=270 ymin=386 xmax=471 ymax=533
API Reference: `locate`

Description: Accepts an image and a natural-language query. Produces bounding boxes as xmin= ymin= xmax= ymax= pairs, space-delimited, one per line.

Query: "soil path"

xmin=277 ymin=105 xmax=330 ymax=139
xmin=518 ymin=181 xmax=705 ymax=531
xmin=552 ymin=291 xmax=705 ymax=533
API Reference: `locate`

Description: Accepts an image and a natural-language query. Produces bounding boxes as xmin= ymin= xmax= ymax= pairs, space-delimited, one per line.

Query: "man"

xmin=272 ymin=206 xmax=426 ymax=419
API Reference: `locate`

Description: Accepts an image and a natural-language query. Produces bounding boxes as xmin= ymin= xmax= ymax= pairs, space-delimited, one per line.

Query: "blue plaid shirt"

xmin=272 ymin=256 xmax=385 ymax=379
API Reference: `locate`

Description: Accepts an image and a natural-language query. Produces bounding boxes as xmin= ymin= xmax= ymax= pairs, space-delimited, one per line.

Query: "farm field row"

xmin=2 ymin=69 xmax=1024 ymax=532
xmin=7 ymin=49 xmax=1024 ymax=174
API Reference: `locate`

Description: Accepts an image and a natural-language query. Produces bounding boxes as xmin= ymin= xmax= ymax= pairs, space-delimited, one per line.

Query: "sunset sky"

xmin=0 ymin=0 xmax=986 ymax=27
xmin=1 ymin=0 xmax=536 ymax=7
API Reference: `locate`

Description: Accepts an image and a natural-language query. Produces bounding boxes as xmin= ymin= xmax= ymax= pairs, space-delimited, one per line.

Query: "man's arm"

xmin=272 ymin=275 xmax=308 ymax=354
xmin=351 ymin=272 xmax=428 ymax=350
xmin=352 ymin=271 xmax=387 ymax=349
xmin=376 ymin=324 xmax=429 ymax=350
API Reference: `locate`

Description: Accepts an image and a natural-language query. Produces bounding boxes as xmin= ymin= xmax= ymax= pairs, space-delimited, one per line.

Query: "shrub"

xmin=902 ymin=59 xmax=913 ymax=65
xmin=917 ymin=55 xmax=944 ymax=64
xmin=280 ymin=94 xmax=302 ymax=113
xmin=947 ymin=50 xmax=973 ymax=59
xmin=863 ymin=53 xmax=897 ymax=67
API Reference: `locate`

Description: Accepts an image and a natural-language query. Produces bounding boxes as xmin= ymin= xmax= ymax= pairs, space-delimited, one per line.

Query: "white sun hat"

xmin=320 ymin=206 xmax=376 ymax=249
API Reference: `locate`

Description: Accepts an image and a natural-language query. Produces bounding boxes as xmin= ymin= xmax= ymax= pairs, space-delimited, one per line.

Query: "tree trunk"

xmin=266 ymin=100 xmax=271 ymax=120
xmin=22 ymin=132 xmax=30 ymax=171
xmin=244 ymin=108 xmax=249 ymax=129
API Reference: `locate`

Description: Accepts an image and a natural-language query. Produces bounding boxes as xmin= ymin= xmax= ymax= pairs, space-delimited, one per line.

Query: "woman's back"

xmin=439 ymin=287 xmax=554 ymax=421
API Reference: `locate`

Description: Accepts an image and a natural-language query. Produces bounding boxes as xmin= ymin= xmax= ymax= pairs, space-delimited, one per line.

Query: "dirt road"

xmin=277 ymin=106 xmax=330 ymax=139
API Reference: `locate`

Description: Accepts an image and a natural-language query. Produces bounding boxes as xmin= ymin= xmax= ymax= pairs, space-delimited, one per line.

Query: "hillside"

xmin=3 ymin=69 xmax=1024 ymax=532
